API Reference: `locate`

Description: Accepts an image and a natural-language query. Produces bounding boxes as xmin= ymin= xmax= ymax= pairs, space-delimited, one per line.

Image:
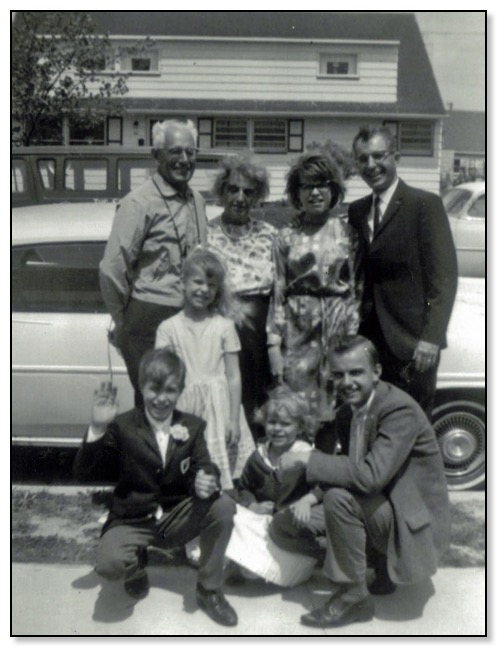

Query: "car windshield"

xmin=443 ymin=188 xmax=473 ymax=215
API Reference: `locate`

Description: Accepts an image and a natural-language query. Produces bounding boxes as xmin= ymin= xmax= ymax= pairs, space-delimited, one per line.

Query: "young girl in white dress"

xmin=155 ymin=247 xmax=255 ymax=490
xmin=224 ymin=385 xmax=321 ymax=587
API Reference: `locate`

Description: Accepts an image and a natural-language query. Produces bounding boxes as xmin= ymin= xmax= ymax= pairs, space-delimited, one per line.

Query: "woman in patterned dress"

xmin=208 ymin=153 xmax=276 ymax=438
xmin=267 ymin=148 xmax=362 ymax=426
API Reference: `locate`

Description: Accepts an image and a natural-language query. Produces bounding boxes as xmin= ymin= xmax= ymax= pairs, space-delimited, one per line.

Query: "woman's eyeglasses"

xmin=226 ymin=184 xmax=256 ymax=197
xmin=299 ymin=182 xmax=332 ymax=194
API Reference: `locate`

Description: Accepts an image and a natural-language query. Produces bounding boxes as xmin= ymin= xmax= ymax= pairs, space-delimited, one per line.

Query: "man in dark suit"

xmin=348 ymin=125 xmax=458 ymax=417
xmin=269 ymin=335 xmax=450 ymax=629
xmin=74 ymin=347 xmax=238 ymax=627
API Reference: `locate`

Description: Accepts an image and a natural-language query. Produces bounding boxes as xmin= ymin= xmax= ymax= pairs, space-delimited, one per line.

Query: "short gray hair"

xmin=152 ymin=119 xmax=198 ymax=149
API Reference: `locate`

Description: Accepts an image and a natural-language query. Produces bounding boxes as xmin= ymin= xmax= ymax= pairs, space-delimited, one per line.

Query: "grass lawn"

xmin=12 ymin=487 xmax=485 ymax=568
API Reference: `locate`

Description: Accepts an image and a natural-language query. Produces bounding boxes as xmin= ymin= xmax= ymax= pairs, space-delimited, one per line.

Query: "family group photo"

xmin=11 ymin=10 xmax=485 ymax=638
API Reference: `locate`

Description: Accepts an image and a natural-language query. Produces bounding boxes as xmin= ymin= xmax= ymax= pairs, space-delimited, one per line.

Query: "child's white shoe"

xmin=185 ymin=536 xmax=201 ymax=567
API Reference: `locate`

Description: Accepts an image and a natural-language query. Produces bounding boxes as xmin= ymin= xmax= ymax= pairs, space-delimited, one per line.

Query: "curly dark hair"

xmin=212 ymin=152 xmax=270 ymax=204
xmin=285 ymin=148 xmax=346 ymax=210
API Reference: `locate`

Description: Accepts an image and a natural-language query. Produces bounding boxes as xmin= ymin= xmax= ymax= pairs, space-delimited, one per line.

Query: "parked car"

xmin=12 ymin=205 xmax=485 ymax=490
xmin=443 ymin=181 xmax=485 ymax=278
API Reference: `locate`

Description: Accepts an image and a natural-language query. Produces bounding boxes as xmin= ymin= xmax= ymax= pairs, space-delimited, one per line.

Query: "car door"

xmin=12 ymin=241 xmax=134 ymax=446
xmin=455 ymin=193 xmax=485 ymax=277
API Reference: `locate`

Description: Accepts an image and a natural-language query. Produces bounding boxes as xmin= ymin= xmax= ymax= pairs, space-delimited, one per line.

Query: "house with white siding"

xmin=29 ymin=11 xmax=449 ymax=202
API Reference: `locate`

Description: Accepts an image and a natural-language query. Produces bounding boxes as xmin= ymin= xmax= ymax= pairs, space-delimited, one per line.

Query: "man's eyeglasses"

xmin=355 ymin=151 xmax=394 ymax=166
xmin=166 ymin=146 xmax=199 ymax=159
xmin=299 ymin=182 xmax=332 ymax=194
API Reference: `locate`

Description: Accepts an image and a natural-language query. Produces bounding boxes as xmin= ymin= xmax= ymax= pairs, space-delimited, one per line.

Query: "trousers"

xmin=121 ymin=297 xmax=180 ymax=407
xmin=269 ymin=487 xmax=393 ymax=585
xmin=359 ymin=309 xmax=440 ymax=419
xmin=96 ymin=494 xmax=235 ymax=590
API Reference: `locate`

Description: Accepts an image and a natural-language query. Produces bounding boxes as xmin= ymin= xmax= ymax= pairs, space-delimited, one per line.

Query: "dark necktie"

xmin=373 ymin=194 xmax=381 ymax=237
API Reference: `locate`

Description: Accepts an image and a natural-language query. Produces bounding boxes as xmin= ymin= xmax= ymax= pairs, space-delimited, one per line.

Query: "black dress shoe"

xmin=124 ymin=548 xmax=150 ymax=600
xmin=124 ymin=569 xmax=150 ymax=600
xmin=301 ymin=595 xmax=374 ymax=628
xmin=368 ymin=565 xmax=397 ymax=595
xmin=196 ymin=583 xmax=238 ymax=627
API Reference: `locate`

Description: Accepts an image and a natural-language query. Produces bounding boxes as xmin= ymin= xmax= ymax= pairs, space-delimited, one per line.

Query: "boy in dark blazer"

xmin=269 ymin=335 xmax=450 ymax=629
xmin=73 ymin=347 xmax=238 ymax=627
xmin=348 ymin=125 xmax=458 ymax=417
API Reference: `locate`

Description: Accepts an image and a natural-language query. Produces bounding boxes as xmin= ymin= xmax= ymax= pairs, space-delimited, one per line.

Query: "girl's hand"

xmin=226 ymin=421 xmax=241 ymax=447
xmin=248 ymin=501 xmax=275 ymax=515
xmin=91 ymin=382 xmax=118 ymax=429
xmin=290 ymin=499 xmax=312 ymax=526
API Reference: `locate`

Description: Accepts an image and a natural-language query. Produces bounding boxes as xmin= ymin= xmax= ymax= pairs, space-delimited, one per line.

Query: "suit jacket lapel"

xmin=358 ymin=195 xmax=373 ymax=244
xmin=135 ymin=409 xmax=164 ymax=464
xmin=163 ymin=410 xmax=183 ymax=472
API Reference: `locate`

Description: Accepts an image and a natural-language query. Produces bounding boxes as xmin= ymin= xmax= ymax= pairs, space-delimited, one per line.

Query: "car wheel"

xmin=432 ymin=400 xmax=485 ymax=491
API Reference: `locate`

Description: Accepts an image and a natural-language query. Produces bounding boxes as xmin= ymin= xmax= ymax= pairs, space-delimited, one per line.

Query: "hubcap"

xmin=433 ymin=408 xmax=485 ymax=478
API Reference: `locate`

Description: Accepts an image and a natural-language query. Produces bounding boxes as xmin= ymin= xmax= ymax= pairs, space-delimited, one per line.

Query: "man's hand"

xmin=268 ymin=345 xmax=284 ymax=384
xmin=413 ymin=340 xmax=439 ymax=372
xmin=278 ymin=450 xmax=312 ymax=472
xmin=194 ymin=469 xmax=219 ymax=500
xmin=108 ymin=324 xmax=124 ymax=355
xmin=248 ymin=501 xmax=275 ymax=515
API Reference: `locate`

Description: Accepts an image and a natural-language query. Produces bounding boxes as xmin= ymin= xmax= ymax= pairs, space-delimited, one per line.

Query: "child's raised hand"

xmin=225 ymin=421 xmax=241 ymax=447
xmin=248 ymin=501 xmax=275 ymax=515
xmin=92 ymin=381 xmax=118 ymax=429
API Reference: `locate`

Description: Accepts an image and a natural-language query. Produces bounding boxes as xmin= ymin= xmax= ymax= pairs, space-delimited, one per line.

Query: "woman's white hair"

xmin=152 ymin=119 xmax=198 ymax=149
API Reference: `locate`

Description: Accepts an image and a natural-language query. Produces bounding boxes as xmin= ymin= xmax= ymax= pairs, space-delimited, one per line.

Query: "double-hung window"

xmin=384 ymin=121 xmax=434 ymax=156
xmin=199 ymin=118 xmax=304 ymax=153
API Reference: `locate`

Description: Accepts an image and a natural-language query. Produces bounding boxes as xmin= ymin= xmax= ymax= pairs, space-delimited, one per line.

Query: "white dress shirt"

xmin=144 ymin=410 xmax=173 ymax=466
xmin=367 ymin=178 xmax=399 ymax=241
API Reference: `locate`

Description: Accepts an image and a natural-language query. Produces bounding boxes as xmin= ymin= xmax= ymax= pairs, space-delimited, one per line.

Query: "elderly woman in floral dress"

xmin=208 ymin=152 xmax=276 ymax=438
xmin=267 ymin=148 xmax=362 ymax=426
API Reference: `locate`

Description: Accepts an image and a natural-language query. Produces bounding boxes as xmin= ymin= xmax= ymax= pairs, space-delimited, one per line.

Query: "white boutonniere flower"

xmin=170 ymin=424 xmax=190 ymax=442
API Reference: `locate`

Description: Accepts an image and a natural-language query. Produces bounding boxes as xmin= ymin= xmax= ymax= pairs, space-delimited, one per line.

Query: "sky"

xmin=414 ymin=11 xmax=486 ymax=112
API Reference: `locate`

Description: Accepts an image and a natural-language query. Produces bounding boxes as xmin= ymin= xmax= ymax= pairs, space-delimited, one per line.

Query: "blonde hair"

xmin=182 ymin=247 xmax=242 ymax=321
xmin=254 ymin=384 xmax=317 ymax=441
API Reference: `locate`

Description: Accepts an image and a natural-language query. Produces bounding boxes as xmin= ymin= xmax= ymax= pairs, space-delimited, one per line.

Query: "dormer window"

xmin=122 ymin=50 xmax=159 ymax=73
xmin=318 ymin=54 xmax=358 ymax=79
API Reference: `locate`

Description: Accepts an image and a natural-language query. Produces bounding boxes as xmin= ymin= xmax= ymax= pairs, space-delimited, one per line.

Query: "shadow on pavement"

xmin=373 ymin=578 xmax=435 ymax=621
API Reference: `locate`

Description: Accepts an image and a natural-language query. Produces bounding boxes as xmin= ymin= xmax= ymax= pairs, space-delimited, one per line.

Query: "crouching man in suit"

xmin=73 ymin=347 xmax=238 ymax=627
xmin=268 ymin=335 xmax=450 ymax=629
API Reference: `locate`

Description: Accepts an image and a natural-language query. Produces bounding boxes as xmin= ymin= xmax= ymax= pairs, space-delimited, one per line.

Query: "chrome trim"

xmin=12 ymin=365 xmax=128 ymax=375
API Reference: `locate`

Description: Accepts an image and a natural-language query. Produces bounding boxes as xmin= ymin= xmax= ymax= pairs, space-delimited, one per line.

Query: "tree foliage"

xmin=12 ymin=11 xmax=151 ymax=145
xmin=307 ymin=139 xmax=357 ymax=180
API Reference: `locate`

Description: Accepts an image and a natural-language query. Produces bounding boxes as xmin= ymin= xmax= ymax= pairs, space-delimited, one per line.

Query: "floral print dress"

xmin=268 ymin=212 xmax=362 ymax=420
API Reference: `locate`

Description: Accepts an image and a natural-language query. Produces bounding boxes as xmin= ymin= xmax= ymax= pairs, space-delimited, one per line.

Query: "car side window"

xmin=118 ymin=159 xmax=155 ymax=192
xmin=12 ymin=160 xmax=28 ymax=195
xmin=468 ymin=195 xmax=485 ymax=219
xmin=64 ymin=160 xmax=108 ymax=192
xmin=37 ymin=159 xmax=56 ymax=191
xmin=12 ymin=243 xmax=107 ymax=314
